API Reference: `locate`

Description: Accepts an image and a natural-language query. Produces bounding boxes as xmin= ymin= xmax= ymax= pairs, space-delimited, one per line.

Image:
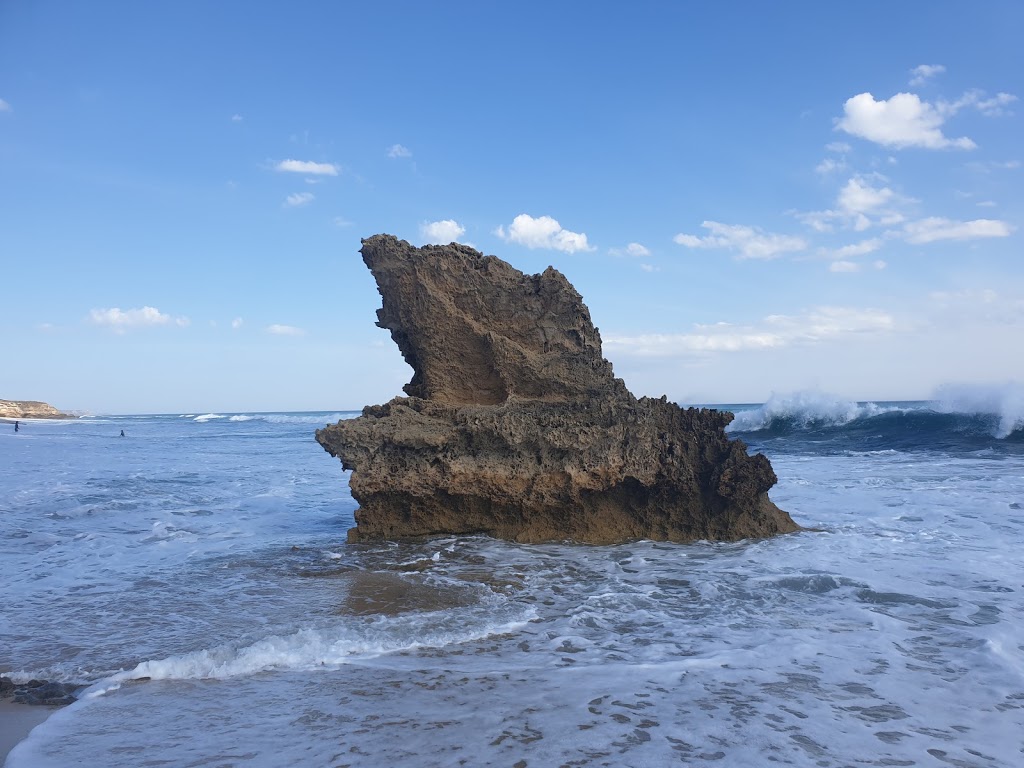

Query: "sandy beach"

xmin=0 ymin=701 xmax=58 ymax=765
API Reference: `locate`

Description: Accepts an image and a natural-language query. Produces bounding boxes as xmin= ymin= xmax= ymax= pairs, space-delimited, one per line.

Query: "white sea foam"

xmin=224 ymin=412 xmax=355 ymax=424
xmin=261 ymin=412 xmax=355 ymax=424
xmin=192 ymin=413 xmax=225 ymax=422
xmin=99 ymin=607 xmax=535 ymax=686
xmin=933 ymin=381 xmax=1024 ymax=438
xmin=727 ymin=390 xmax=899 ymax=432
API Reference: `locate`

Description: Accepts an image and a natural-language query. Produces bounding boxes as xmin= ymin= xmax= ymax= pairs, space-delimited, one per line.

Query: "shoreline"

xmin=0 ymin=701 xmax=59 ymax=765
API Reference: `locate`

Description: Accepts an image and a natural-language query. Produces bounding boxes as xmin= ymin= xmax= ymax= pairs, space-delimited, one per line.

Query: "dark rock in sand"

xmin=1 ymin=676 xmax=80 ymax=706
xmin=317 ymin=234 xmax=799 ymax=544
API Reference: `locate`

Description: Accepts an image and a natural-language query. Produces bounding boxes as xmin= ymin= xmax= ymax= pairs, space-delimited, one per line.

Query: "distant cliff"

xmin=0 ymin=399 xmax=73 ymax=419
xmin=316 ymin=235 xmax=800 ymax=545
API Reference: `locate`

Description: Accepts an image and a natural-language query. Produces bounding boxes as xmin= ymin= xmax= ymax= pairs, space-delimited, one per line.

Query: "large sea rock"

xmin=317 ymin=235 xmax=799 ymax=544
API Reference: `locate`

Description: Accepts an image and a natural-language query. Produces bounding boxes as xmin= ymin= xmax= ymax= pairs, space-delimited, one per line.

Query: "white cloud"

xmin=89 ymin=306 xmax=189 ymax=333
xmin=947 ymin=90 xmax=1018 ymax=118
xmin=605 ymin=306 xmax=894 ymax=358
xmin=610 ymin=242 xmax=651 ymax=257
xmin=966 ymin=159 xmax=1021 ymax=173
xmin=267 ymin=324 xmax=306 ymax=337
xmin=231 ymin=317 xmax=243 ymax=329
xmin=827 ymin=238 xmax=883 ymax=259
xmin=388 ymin=144 xmax=412 ymax=159
xmin=496 ymin=214 xmax=594 ymax=253
xmin=903 ymin=217 xmax=1014 ymax=244
xmin=797 ymin=176 xmax=906 ymax=233
xmin=284 ymin=192 xmax=314 ymax=208
xmin=815 ymin=157 xmax=846 ymax=175
xmin=640 ymin=263 xmax=660 ymax=273
xmin=231 ymin=114 xmax=243 ymax=122
xmin=837 ymin=92 xmax=976 ymax=150
xmin=838 ymin=177 xmax=894 ymax=216
xmin=673 ymin=221 xmax=806 ymax=260
xmin=275 ymin=159 xmax=339 ymax=176
xmin=0 ymin=98 xmax=10 ymax=112
xmin=909 ymin=64 xmax=946 ymax=87
xmin=829 ymin=261 xmax=861 ymax=273
xmin=421 ymin=219 xmax=466 ymax=243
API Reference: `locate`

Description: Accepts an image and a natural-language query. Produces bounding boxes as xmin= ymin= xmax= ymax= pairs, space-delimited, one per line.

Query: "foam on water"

xmin=93 ymin=601 xmax=535 ymax=687
xmin=192 ymin=411 xmax=226 ymax=423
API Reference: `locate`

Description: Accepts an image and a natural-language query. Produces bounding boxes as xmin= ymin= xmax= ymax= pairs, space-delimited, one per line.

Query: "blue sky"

xmin=2 ymin=2 xmax=1022 ymax=413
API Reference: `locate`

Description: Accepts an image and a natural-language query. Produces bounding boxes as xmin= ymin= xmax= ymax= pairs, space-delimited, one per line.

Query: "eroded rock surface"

xmin=317 ymin=235 xmax=799 ymax=544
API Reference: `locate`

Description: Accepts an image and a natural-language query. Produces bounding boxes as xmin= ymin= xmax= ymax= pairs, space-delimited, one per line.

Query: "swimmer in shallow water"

xmin=120 ymin=429 xmax=125 ymax=437
xmin=14 ymin=420 xmax=19 ymax=432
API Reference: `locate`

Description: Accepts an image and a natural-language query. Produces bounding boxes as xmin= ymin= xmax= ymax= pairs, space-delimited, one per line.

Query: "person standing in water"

xmin=14 ymin=420 xmax=19 ymax=432
xmin=120 ymin=429 xmax=125 ymax=437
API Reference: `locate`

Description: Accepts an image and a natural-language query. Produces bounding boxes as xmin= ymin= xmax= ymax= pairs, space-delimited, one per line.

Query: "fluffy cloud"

xmin=89 ymin=306 xmax=189 ymax=333
xmin=496 ymin=214 xmax=594 ymax=253
xmin=831 ymin=238 xmax=883 ymax=258
xmin=275 ymin=159 xmax=339 ymax=176
xmin=267 ymin=324 xmax=305 ymax=337
xmin=838 ymin=177 xmax=894 ymax=215
xmin=388 ymin=144 xmax=412 ymax=159
xmin=604 ymin=306 xmax=894 ymax=357
xmin=609 ymin=242 xmax=651 ymax=257
xmin=284 ymin=192 xmax=314 ymax=208
xmin=421 ymin=219 xmax=466 ymax=243
xmin=829 ymin=261 xmax=860 ymax=273
xmin=815 ymin=157 xmax=847 ymax=175
xmin=909 ymin=64 xmax=945 ymax=86
xmin=797 ymin=176 xmax=906 ymax=232
xmin=903 ymin=217 xmax=1014 ymax=244
xmin=828 ymin=258 xmax=886 ymax=274
xmin=673 ymin=221 xmax=806 ymax=260
xmin=961 ymin=90 xmax=1017 ymax=117
xmin=837 ymin=92 xmax=976 ymax=150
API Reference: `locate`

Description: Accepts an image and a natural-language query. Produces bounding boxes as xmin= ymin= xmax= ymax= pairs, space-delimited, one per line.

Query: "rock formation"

xmin=316 ymin=235 xmax=799 ymax=544
xmin=0 ymin=399 xmax=72 ymax=420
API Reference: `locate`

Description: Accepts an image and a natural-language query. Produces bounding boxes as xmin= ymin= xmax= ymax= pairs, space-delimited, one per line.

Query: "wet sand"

xmin=0 ymin=701 xmax=57 ymax=765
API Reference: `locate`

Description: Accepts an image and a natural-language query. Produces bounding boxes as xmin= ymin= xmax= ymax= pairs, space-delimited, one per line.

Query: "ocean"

xmin=2 ymin=389 xmax=1022 ymax=767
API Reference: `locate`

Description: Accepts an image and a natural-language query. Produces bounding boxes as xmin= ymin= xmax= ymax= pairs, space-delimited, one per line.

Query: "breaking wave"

xmin=226 ymin=412 xmax=357 ymax=425
xmin=727 ymin=391 xmax=905 ymax=432
xmin=187 ymin=412 xmax=356 ymax=425
xmin=933 ymin=382 xmax=1024 ymax=439
xmin=88 ymin=600 xmax=534 ymax=692
xmin=726 ymin=386 xmax=1024 ymax=448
